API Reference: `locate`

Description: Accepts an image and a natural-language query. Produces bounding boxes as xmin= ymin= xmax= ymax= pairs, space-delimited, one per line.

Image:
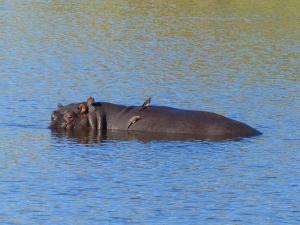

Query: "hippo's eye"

xmin=65 ymin=112 xmax=75 ymax=122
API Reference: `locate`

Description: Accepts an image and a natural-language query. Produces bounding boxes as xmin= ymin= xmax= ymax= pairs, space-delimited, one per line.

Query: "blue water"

xmin=0 ymin=1 xmax=300 ymax=224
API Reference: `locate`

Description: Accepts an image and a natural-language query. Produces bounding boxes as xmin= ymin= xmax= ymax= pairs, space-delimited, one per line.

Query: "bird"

xmin=87 ymin=96 xmax=96 ymax=112
xmin=139 ymin=97 xmax=151 ymax=111
xmin=127 ymin=116 xmax=141 ymax=129
xmin=87 ymin=96 xmax=95 ymax=107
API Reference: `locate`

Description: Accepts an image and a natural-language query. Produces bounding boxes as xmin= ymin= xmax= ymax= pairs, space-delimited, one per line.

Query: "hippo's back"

xmin=112 ymin=105 xmax=260 ymax=140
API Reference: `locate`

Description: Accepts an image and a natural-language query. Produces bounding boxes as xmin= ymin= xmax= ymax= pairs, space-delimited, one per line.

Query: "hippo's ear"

xmin=57 ymin=103 xmax=63 ymax=108
xmin=87 ymin=96 xmax=95 ymax=107
xmin=79 ymin=103 xmax=88 ymax=114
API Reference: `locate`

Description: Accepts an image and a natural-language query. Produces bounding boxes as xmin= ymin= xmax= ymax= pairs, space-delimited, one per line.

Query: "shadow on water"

xmin=50 ymin=129 xmax=250 ymax=144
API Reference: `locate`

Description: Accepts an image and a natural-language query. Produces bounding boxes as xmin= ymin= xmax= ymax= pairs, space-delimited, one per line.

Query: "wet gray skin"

xmin=50 ymin=102 xmax=90 ymax=131
xmin=50 ymin=97 xmax=261 ymax=141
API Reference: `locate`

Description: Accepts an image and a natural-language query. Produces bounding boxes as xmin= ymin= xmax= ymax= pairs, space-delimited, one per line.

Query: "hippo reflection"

xmin=50 ymin=97 xmax=261 ymax=141
xmin=51 ymin=129 xmax=231 ymax=144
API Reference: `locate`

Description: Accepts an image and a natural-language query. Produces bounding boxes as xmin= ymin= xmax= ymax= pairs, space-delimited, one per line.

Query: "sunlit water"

xmin=0 ymin=1 xmax=299 ymax=224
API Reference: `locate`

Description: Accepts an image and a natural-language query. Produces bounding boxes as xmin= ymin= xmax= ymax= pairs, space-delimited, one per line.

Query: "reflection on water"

xmin=0 ymin=0 xmax=299 ymax=224
xmin=51 ymin=129 xmax=246 ymax=144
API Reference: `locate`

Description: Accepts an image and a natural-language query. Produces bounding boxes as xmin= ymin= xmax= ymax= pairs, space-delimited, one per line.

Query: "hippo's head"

xmin=49 ymin=97 xmax=94 ymax=131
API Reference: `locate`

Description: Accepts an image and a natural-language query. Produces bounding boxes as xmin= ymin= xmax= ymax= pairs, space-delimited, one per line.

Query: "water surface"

xmin=0 ymin=1 xmax=299 ymax=224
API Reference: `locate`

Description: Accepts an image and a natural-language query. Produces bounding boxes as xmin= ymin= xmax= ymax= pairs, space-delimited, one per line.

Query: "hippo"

xmin=50 ymin=97 xmax=261 ymax=141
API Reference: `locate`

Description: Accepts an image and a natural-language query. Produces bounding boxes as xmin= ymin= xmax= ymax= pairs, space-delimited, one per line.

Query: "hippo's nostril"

xmin=51 ymin=113 xmax=57 ymax=121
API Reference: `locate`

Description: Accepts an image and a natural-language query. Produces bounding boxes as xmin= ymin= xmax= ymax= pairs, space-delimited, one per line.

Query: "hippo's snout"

xmin=49 ymin=102 xmax=90 ymax=131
